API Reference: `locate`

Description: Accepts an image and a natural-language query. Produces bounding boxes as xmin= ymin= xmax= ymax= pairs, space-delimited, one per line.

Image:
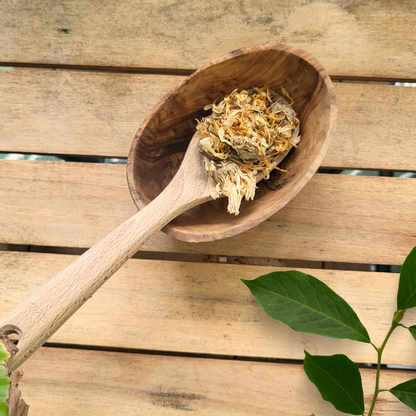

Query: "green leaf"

xmin=390 ymin=378 xmax=416 ymax=411
xmin=303 ymin=351 xmax=364 ymax=415
xmin=408 ymin=325 xmax=416 ymax=342
xmin=397 ymin=246 xmax=416 ymax=310
xmin=0 ymin=351 xmax=8 ymax=364
xmin=0 ymin=343 xmax=9 ymax=416
xmin=241 ymin=271 xmax=371 ymax=343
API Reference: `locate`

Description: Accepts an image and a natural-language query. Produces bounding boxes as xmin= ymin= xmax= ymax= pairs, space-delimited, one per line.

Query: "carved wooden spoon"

xmin=0 ymin=43 xmax=337 ymax=372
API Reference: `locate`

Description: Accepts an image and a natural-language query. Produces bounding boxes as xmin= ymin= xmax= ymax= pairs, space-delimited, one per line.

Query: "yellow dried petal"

xmin=281 ymin=86 xmax=294 ymax=106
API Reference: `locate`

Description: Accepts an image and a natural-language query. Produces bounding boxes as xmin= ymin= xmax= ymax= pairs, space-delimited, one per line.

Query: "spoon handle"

xmin=0 ymin=165 xmax=210 ymax=371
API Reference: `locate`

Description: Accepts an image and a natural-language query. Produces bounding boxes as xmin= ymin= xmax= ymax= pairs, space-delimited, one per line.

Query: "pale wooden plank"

xmin=1 ymin=68 xmax=416 ymax=171
xmin=19 ymin=347 xmax=416 ymax=415
xmin=1 ymin=251 xmax=415 ymax=366
xmin=324 ymin=83 xmax=416 ymax=171
xmin=0 ymin=160 xmax=415 ymax=265
xmin=0 ymin=68 xmax=181 ymax=158
xmin=0 ymin=1 xmax=415 ymax=79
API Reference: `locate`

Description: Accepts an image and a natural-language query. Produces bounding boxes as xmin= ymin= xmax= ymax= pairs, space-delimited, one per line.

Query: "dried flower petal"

xmin=197 ymin=86 xmax=300 ymax=215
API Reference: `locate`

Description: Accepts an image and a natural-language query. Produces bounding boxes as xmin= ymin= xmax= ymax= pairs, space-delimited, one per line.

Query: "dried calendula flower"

xmin=197 ymin=86 xmax=301 ymax=215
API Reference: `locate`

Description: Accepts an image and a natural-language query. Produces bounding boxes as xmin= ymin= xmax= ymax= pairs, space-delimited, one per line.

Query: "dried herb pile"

xmin=197 ymin=86 xmax=300 ymax=215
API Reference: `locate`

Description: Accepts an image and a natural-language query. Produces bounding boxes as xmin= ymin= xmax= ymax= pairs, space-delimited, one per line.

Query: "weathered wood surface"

xmin=0 ymin=68 xmax=181 ymax=158
xmin=1 ymin=160 xmax=415 ymax=265
xmin=19 ymin=347 xmax=416 ymax=415
xmin=0 ymin=1 xmax=415 ymax=80
xmin=1 ymin=251 xmax=415 ymax=365
xmin=1 ymin=68 xmax=416 ymax=171
xmin=1 ymin=1 xmax=415 ymax=415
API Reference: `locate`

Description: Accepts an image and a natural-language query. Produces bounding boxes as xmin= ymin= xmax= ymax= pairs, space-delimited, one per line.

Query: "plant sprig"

xmin=242 ymin=246 xmax=416 ymax=415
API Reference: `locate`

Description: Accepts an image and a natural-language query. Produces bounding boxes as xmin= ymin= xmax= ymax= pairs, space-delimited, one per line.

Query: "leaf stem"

xmin=367 ymin=320 xmax=399 ymax=416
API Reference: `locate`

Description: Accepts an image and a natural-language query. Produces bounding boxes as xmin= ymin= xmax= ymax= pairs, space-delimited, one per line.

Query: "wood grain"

xmin=0 ymin=68 xmax=181 ymax=158
xmin=19 ymin=347 xmax=416 ymax=415
xmin=325 ymin=83 xmax=416 ymax=171
xmin=1 ymin=68 xmax=415 ymax=171
xmin=0 ymin=160 xmax=415 ymax=265
xmin=0 ymin=0 xmax=415 ymax=79
xmin=1 ymin=251 xmax=416 ymax=366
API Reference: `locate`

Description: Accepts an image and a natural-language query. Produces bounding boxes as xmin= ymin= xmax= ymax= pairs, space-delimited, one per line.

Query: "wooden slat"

xmin=0 ymin=160 xmax=415 ymax=265
xmin=19 ymin=347 xmax=416 ymax=415
xmin=1 ymin=251 xmax=415 ymax=366
xmin=1 ymin=1 xmax=415 ymax=79
xmin=1 ymin=68 xmax=416 ymax=171
xmin=0 ymin=68 xmax=181 ymax=158
xmin=325 ymin=83 xmax=416 ymax=171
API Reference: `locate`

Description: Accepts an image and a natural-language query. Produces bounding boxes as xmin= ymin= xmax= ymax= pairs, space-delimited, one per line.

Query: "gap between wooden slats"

xmin=0 ymin=160 xmax=415 ymax=265
xmin=0 ymin=0 xmax=415 ymax=79
xmin=19 ymin=346 xmax=416 ymax=415
xmin=1 ymin=251 xmax=415 ymax=365
xmin=1 ymin=68 xmax=415 ymax=171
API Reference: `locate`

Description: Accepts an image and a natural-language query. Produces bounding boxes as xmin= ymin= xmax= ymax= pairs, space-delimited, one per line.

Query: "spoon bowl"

xmin=128 ymin=43 xmax=338 ymax=242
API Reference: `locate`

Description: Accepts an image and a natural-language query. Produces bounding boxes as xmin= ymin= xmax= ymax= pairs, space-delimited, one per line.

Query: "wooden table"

xmin=1 ymin=1 xmax=416 ymax=414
